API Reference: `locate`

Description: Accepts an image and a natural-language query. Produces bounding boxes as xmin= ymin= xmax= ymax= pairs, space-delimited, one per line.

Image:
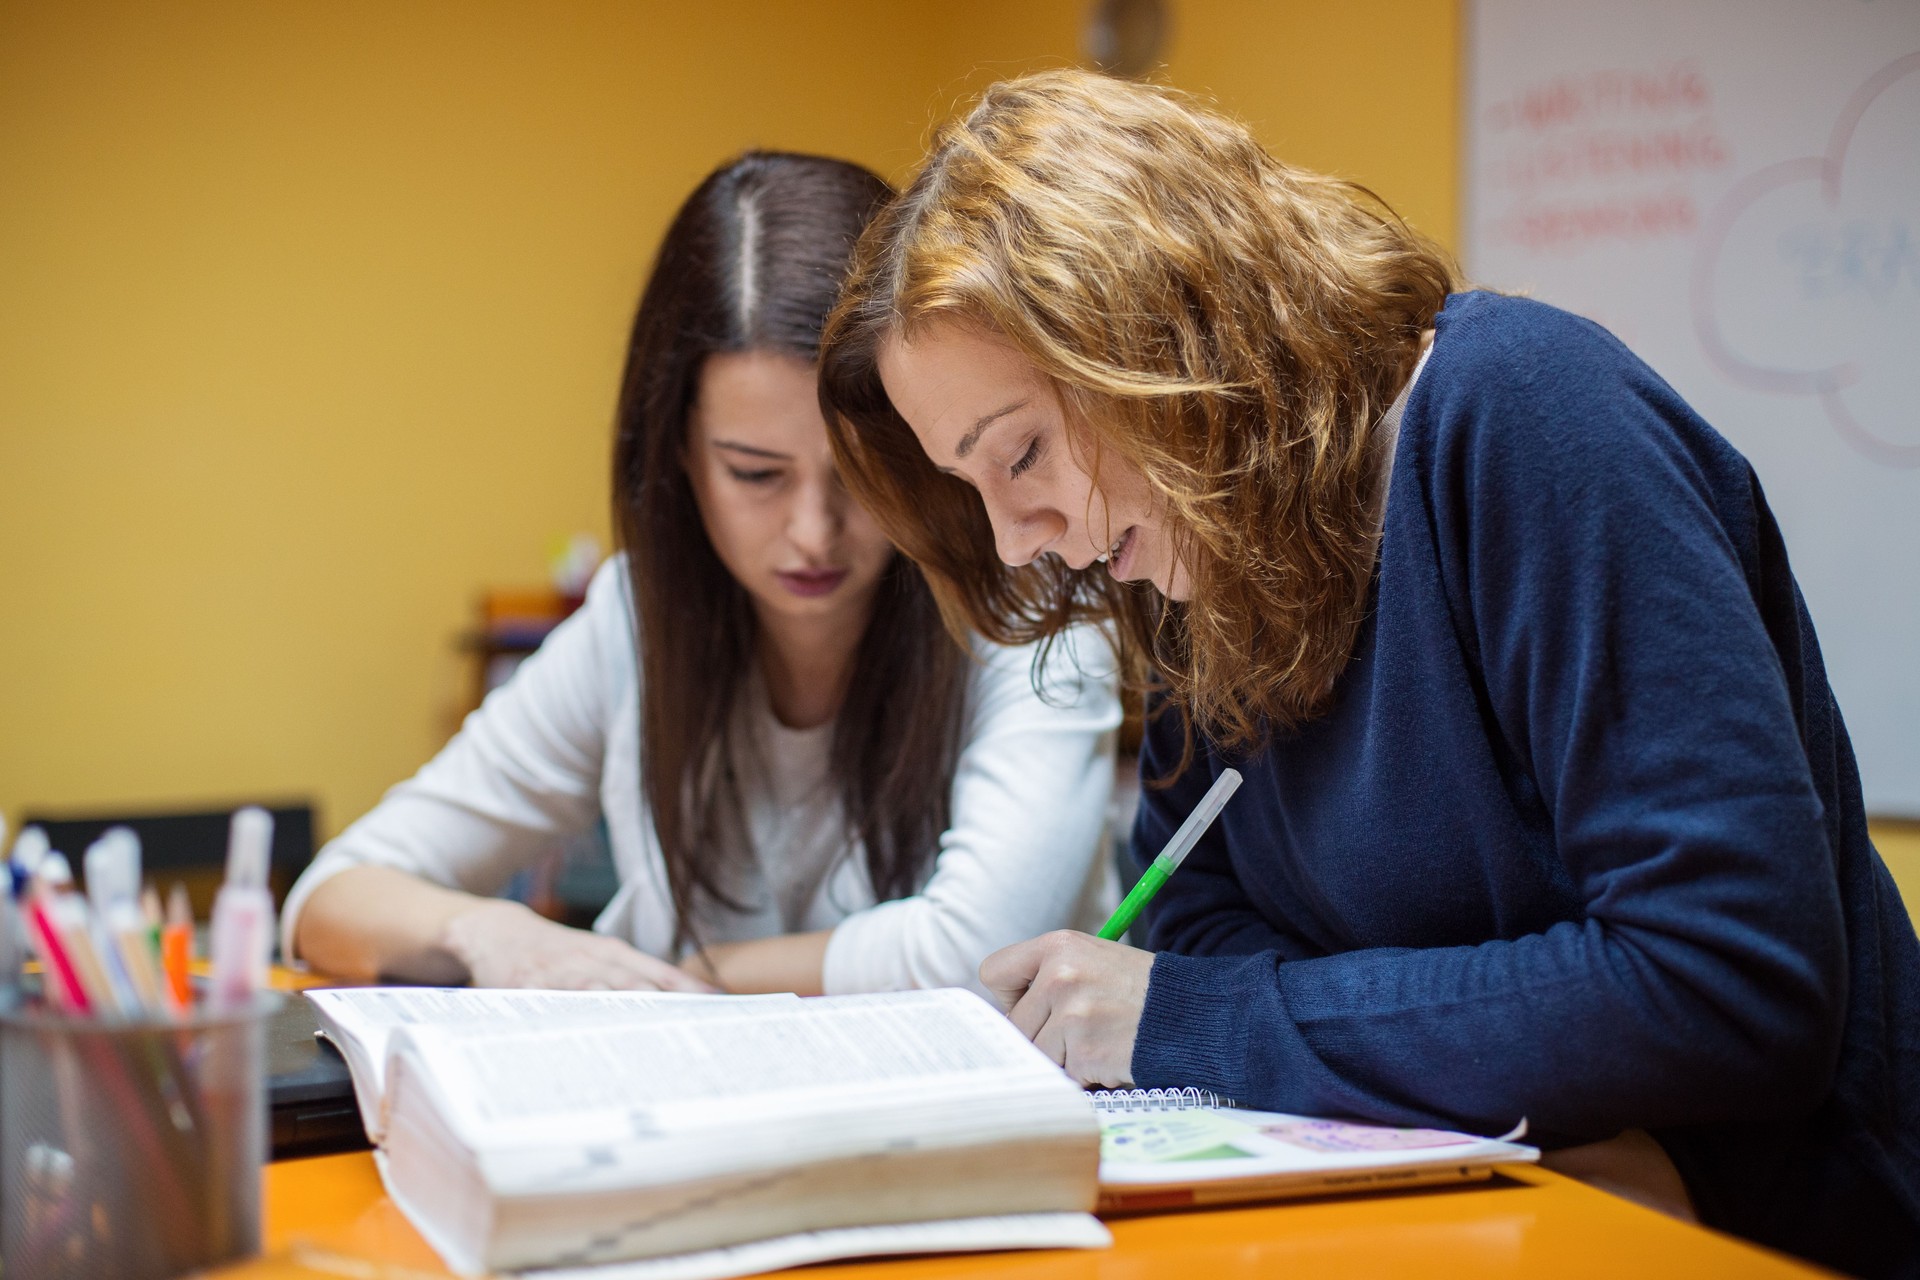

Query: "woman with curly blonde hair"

xmin=820 ymin=70 xmax=1920 ymax=1276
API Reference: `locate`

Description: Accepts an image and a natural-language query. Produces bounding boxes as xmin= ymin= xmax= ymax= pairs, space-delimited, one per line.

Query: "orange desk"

xmin=223 ymin=1151 xmax=1830 ymax=1279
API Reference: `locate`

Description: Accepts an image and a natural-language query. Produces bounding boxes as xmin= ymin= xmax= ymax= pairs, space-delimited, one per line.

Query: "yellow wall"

xmin=0 ymin=1 xmax=1461 ymax=842
xmin=1877 ymin=824 xmax=1920 ymax=932
xmin=1162 ymin=0 xmax=1458 ymax=247
xmin=927 ymin=1 xmax=1460 ymax=243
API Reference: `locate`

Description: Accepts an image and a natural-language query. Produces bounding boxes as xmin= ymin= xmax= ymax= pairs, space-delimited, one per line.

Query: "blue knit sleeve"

xmin=1130 ymin=301 xmax=1848 ymax=1143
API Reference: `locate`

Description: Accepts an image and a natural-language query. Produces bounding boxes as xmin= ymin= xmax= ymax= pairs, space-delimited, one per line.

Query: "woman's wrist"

xmin=438 ymin=896 xmax=537 ymax=972
xmin=680 ymin=948 xmax=723 ymax=990
xmin=692 ymin=931 xmax=831 ymax=996
xmin=295 ymin=864 xmax=488 ymax=983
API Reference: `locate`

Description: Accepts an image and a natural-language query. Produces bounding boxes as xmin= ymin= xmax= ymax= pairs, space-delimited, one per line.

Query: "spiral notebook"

xmin=1090 ymin=1087 xmax=1537 ymax=1212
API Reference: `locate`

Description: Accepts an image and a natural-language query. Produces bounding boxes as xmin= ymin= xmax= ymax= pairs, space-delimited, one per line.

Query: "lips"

xmin=775 ymin=568 xmax=849 ymax=598
xmin=1105 ymin=527 xmax=1136 ymax=579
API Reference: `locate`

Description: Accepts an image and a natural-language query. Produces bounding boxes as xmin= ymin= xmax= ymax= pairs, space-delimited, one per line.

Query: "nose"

xmin=988 ymin=498 xmax=1067 ymax=569
xmin=788 ymin=471 xmax=844 ymax=559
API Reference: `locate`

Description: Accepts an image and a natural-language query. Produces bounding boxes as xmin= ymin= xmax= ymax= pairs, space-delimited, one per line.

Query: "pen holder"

xmin=0 ymin=991 xmax=282 ymax=1280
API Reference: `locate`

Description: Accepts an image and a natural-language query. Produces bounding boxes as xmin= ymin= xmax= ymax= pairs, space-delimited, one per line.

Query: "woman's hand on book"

xmin=440 ymin=899 xmax=717 ymax=992
xmin=980 ymin=931 xmax=1152 ymax=1087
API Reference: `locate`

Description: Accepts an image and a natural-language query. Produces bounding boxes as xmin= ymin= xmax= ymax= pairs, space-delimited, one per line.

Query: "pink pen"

xmin=209 ymin=807 xmax=276 ymax=1011
xmin=25 ymin=860 xmax=92 ymax=1013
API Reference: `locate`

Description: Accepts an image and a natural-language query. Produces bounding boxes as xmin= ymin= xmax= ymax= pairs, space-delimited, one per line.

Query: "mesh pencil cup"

xmin=0 ymin=990 xmax=281 ymax=1280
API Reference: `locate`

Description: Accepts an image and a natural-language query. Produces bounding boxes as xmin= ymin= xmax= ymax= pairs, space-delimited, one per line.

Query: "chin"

xmin=763 ymin=591 xmax=847 ymax=616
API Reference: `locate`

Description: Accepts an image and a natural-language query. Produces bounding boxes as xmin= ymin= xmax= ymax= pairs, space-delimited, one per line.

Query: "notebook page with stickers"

xmin=1091 ymin=1088 xmax=1537 ymax=1212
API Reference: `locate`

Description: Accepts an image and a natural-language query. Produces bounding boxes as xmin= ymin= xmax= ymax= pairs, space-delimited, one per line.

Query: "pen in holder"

xmin=0 ymin=989 xmax=282 ymax=1280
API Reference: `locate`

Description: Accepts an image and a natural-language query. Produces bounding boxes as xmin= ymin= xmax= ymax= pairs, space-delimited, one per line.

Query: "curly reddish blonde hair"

xmin=821 ymin=70 xmax=1457 ymax=756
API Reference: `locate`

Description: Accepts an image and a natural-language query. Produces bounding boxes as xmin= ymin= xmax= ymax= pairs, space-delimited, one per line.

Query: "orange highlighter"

xmin=162 ymin=882 xmax=194 ymax=1010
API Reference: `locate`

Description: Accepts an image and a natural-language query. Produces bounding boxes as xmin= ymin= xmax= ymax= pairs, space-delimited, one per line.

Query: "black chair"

xmin=19 ymin=802 xmax=317 ymax=919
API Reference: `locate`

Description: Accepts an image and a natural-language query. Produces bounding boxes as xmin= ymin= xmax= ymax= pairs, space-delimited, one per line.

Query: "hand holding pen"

xmin=983 ymin=768 xmax=1244 ymax=1087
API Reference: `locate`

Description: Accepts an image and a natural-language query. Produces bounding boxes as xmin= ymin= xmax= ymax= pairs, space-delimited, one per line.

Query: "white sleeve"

xmin=820 ymin=625 xmax=1121 ymax=996
xmin=279 ymin=559 xmax=630 ymax=962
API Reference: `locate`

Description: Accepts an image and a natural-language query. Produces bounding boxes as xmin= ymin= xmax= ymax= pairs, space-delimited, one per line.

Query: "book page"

xmin=397 ymin=989 xmax=1081 ymax=1146
xmin=307 ymin=987 xmax=799 ymax=1139
xmin=521 ymin=1213 xmax=1111 ymax=1280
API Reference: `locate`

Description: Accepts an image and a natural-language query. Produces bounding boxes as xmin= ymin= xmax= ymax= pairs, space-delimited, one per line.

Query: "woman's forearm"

xmin=690 ymin=929 xmax=832 ymax=995
xmin=293 ymin=864 xmax=489 ymax=984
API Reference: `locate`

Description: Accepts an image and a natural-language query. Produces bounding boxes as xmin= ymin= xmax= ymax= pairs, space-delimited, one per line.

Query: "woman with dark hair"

xmin=820 ymin=72 xmax=1920 ymax=1275
xmin=284 ymin=151 xmax=1119 ymax=997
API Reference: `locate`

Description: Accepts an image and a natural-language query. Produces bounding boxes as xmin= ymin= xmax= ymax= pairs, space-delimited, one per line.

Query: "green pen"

xmin=1098 ymin=767 xmax=1244 ymax=941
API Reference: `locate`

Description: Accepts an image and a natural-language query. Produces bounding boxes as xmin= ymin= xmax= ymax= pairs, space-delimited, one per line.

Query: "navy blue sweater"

xmin=1131 ymin=292 xmax=1920 ymax=1276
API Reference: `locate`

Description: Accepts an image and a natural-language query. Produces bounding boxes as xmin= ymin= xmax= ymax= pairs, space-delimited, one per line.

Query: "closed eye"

xmin=1009 ymin=438 xmax=1041 ymax=478
xmin=726 ymin=466 xmax=783 ymax=484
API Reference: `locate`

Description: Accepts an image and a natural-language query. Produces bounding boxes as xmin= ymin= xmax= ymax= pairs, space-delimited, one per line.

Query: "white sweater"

xmin=282 ymin=558 xmax=1121 ymax=996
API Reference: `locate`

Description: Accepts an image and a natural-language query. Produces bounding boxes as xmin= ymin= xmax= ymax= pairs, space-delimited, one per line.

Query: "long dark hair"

xmin=613 ymin=152 xmax=970 ymax=954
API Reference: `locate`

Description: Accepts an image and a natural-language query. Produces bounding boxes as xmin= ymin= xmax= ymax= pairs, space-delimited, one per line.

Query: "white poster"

xmin=1466 ymin=1 xmax=1920 ymax=814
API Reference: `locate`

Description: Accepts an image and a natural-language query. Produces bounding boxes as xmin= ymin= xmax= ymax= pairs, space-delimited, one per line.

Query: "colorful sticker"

xmin=1260 ymin=1120 xmax=1478 ymax=1153
xmin=1100 ymin=1112 xmax=1258 ymax=1163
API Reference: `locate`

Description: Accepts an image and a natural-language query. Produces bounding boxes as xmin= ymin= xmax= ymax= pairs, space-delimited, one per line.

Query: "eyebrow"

xmin=709 ymin=439 xmax=792 ymax=460
xmin=953 ymin=399 xmax=1030 ymax=460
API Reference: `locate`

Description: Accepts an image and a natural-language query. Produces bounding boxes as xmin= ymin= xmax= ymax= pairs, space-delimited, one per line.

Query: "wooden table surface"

xmin=215 ymin=1149 xmax=1829 ymax=1279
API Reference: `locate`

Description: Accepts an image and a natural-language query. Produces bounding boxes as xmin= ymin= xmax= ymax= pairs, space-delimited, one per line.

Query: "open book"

xmin=307 ymin=987 xmax=1107 ymax=1276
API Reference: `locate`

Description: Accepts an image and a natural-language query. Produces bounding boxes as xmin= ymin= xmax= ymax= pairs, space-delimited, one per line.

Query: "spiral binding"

xmin=1088 ymin=1086 xmax=1235 ymax=1112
